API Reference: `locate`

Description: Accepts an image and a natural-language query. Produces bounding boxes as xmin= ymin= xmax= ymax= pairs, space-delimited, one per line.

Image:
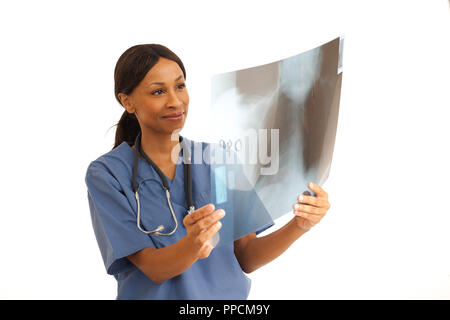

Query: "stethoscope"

xmin=132 ymin=132 xmax=194 ymax=236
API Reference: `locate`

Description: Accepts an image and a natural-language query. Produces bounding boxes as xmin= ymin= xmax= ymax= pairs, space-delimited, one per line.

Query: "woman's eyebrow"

xmin=147 ymin=74 xmax=184 ymax=87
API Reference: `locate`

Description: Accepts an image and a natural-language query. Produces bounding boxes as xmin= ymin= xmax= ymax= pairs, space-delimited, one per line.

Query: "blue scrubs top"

xmin=85 ymin=138 xmax=273 ymax=300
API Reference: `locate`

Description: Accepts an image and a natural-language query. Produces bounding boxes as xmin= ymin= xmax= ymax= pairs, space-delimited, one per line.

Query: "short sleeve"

xmin=85 ymin=162 xmax=155 ymax=275
xmin=255 ymin=221 xmax=274 ymax=235
xmin=226 ymin=160 xmax=275 ymax=238
xmin=246 ymin=186 xmax=274 ymax=236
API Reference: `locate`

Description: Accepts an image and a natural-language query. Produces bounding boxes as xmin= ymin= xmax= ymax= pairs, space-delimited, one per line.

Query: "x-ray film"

xmin=208 ymin=37 xmax=343 ymax=245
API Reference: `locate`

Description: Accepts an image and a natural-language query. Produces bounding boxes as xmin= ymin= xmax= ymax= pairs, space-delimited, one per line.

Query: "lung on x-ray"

xmin=207 ymin=37 xmax=344 ymax=243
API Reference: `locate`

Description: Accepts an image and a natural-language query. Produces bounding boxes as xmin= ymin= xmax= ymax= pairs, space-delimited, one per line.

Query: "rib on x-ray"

xmin=206 ymin=37 xmax=343 ymax=245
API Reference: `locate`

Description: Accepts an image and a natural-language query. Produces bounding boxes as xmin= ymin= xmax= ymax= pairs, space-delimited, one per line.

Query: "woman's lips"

xmin=161 ymin=111 xmax=184 ymax=120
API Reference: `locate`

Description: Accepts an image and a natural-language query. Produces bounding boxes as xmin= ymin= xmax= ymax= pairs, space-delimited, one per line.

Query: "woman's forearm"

xmin=128 ymin=205 xmax=225 ymax=284
xmin=127 ymin=236 xmax=199 ymax=284
xmin=236 ymin=218 xmax=308 ymax=273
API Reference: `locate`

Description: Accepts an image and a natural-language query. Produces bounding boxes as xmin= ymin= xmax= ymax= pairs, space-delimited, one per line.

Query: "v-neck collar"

xmin=164 ymin=156 xmax=182 ymax=186
xmin=120 ymin=140 xmax=185 ymax=186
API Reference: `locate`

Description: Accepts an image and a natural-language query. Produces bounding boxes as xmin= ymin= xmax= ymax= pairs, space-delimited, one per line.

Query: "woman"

xmin=85 ymin=44 xmax=331 ymax=300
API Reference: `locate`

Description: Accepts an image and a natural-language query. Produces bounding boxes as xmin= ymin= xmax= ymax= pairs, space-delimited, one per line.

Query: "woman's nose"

xmin=167 ymin=90 xmax=183 ymax=108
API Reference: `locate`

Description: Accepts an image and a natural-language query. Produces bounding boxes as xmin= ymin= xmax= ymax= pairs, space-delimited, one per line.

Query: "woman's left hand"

xmin=293 ymin=182 xmax=331 ymax=231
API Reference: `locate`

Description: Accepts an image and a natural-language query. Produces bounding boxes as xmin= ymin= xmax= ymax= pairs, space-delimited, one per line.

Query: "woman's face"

xmin=120 ymin=57 xmax=189 ymax=135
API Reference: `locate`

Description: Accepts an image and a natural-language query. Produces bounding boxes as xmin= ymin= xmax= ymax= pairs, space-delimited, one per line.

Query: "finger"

xmin=308 ymin=182 xmax=328 ymax=199
xmin=198 ymin=221 xmax=222 ymax=243
xmin=293 ymin=203 xmax=327 ymax=215
xmin=294 ymin=211 xmax=322 ymax=223
xmin=183 ymin=203 xmax=215 ymax=226
xmin=194 ymin=209 xmax=225 ymax=233
xmin=297 ymin=195 xmax=329 ymax=208
xmin=198 ymin=242 xmax=213 ymax=258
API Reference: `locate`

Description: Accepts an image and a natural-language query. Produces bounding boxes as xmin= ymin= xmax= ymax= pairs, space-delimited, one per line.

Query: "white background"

xmin=0 ymin=0 xmax=449 ymax=299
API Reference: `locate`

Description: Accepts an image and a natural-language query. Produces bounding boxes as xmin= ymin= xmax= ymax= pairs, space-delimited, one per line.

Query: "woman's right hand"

xmin=183 ymin=204 xmax=225 ymax=259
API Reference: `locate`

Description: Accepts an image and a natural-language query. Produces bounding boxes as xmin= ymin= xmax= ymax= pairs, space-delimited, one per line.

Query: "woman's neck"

xmin=139 ymin=129 xmax=181 ymax=166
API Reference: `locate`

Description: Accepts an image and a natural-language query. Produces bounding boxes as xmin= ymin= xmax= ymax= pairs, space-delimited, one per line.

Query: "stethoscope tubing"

xmin=135 ymin=180 xmax=178 ymax=236
xmin=132 ymin=132 xmax=194 ymax=235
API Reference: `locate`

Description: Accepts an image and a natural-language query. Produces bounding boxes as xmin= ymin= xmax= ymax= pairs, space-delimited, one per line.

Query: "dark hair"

xmin=112 ymin=44 xmax=186 ymax=149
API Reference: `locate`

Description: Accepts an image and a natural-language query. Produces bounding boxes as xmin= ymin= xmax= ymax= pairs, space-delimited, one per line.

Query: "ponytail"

xmin=113 ymin=111 xmax=141 ymax=149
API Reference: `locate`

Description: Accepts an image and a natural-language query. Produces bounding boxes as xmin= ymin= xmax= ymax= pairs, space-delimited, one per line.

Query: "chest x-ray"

xmin=207 ymin=37 xmax=344 ymax=244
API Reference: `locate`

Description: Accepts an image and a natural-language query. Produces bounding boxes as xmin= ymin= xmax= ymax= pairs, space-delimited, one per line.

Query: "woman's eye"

xmin=151 ymin=84 xmax=185 ymax=96
xmin=151 ymin=89 xmax=163 ymax=95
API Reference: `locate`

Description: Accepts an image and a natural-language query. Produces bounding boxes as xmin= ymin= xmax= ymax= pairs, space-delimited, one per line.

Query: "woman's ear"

xmin=117 ymin=93 xmax=135 ymax=113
